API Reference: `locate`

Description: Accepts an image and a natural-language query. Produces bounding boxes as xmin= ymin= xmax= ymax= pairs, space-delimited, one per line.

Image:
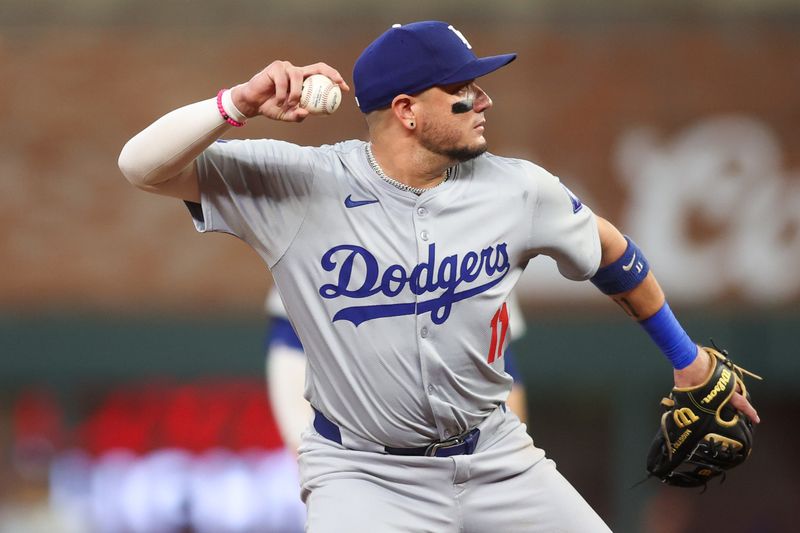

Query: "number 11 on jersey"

xmin=487 ymin=302 xmax=509 ymax=363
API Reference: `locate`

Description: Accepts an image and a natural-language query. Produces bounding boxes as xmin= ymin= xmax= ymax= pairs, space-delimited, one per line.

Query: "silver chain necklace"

xmin=365 ymin=143 xmax=451 ymax=195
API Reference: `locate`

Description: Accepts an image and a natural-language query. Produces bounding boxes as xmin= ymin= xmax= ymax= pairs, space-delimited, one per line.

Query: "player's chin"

xmin=446 ymin=139 xmax=488 ymax=162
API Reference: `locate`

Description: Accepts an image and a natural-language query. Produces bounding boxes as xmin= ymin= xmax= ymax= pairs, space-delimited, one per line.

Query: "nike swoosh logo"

xmin=622 ymin=253 xmax=637 ymax=271
xmin=345 ymin=195 xmax=379 ymax=208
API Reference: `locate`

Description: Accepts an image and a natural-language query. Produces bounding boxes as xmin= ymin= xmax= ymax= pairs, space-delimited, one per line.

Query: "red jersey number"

xmin=487 ymin=302 xmax=509 ymax=363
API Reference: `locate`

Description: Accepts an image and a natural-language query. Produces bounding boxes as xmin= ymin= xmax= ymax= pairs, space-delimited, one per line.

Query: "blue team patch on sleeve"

xmin=264 ymin=316 xmax=304 ymax=352
xmin=561 ymin=185 xmax=583 ymax=213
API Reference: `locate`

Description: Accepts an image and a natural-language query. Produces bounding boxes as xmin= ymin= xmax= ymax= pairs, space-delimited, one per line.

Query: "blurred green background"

xmin=1 ymin=1 xmax=799 ymax=532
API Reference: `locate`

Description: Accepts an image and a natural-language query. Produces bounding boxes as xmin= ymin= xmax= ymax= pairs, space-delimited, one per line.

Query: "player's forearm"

xmin=608 ymin=273 xmax=664 ymax=320
xmin=118 ymin=97 xmax=235 ymax=188
xmin=592 ymin=216 xmax=699 ymax=370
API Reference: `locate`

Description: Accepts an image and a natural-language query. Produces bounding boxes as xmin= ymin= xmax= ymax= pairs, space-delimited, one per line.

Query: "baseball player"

xmin=265 ymin=289 xmax=529 ymax=452
xmin=118 ymin=20 xmax=759 ymax=532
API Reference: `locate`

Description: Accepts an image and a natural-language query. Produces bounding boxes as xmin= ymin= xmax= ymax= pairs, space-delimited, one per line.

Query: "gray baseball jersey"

xmin=187 ymin=138 xmax=600 ymax=449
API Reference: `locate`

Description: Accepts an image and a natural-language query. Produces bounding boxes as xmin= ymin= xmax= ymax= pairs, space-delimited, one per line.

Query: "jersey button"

xmin=427 ymin=384 xmax=434 ymax=394
xmin=417 ymin=207 xmax=427 ymax=217
xmin=420 ymin=327 xmax=429 ymax=338
xmin=420 ymin=230 xmax=429 ymax=241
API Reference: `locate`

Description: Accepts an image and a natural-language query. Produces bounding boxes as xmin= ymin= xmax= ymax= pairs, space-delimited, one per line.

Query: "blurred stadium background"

xmin=1 ymin=1 xmax=798 ymax=531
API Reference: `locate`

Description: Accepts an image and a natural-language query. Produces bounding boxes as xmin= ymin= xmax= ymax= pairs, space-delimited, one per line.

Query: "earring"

xmin=409 ymin=121 xmax=415 ymax=128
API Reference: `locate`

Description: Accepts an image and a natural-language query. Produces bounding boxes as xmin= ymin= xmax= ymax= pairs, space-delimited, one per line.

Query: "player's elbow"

xmin=118 ymin=138 xmax=178 ymax=191
xmin=117 ymin=156 xmax=142 ymax=189
xmin=118 ymin=139 xmax=149 ymax=189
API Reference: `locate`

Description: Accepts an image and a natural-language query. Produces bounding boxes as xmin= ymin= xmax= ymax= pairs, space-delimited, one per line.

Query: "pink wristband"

xmin=216 ymin=89 xmax=245 ymax=127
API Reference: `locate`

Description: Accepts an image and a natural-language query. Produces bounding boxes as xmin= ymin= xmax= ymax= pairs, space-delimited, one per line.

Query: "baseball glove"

xmin=646 ymin=346 xmax=762 ymax=488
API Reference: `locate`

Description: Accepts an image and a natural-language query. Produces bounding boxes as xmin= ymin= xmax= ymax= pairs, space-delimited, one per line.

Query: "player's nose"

xmin=472 ymin=84 xmax=492 ymax=112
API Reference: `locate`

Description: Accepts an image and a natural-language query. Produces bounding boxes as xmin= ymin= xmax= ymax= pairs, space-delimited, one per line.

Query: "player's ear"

xmin=390 ymin=95 xmax=417 ymax=130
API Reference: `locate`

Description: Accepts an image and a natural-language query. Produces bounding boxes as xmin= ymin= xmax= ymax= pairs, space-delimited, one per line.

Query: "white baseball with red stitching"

xmin=300 ymin=74 xmax=342 ymax=115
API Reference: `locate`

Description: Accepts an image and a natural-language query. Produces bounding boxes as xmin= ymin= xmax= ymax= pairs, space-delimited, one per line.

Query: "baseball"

xmin=300 ymin=74 xmax=342 ymax=115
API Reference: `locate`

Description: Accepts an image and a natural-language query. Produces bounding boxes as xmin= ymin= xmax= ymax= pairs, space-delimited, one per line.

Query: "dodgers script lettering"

xmin=319 ymin=243 xmax=510 ymax=326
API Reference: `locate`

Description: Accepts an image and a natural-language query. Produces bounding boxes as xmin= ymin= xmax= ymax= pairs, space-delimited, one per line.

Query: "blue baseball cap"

xmin=353 ymin=21 xmax=516 ymax=114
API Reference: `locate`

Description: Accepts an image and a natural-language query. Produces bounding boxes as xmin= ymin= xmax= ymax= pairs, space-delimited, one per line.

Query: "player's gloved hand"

xmin=673 ymin=346 xmax=760 ymax=424
xmin=648 ymin=346 xmax=762 ymax=488
xmin=230 ymin=61 xmax=350 ymax=122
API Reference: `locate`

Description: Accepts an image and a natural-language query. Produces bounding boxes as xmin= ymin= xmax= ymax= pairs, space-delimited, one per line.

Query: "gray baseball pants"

xmin=298 ymin=407 xmax=612 ymax=532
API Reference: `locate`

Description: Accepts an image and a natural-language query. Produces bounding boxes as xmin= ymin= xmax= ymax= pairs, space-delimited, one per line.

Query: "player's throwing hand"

xmin=230 ymin=61 xmax=350 ymax=122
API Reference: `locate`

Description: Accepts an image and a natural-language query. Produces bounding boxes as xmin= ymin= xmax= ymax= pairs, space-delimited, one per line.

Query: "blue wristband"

xmin=590 ymin=236 xmax=650 ymax=295
xmin=639 ymin=302 xmax=698 ymax=369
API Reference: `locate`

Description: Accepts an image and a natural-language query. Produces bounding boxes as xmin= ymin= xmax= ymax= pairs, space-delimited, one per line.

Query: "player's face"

xmin=417 ymin=81 xmax=492 ymax=162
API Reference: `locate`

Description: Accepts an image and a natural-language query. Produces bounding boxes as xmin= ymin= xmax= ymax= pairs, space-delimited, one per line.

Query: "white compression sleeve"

xmin=118 ymin=97 xmax=231 ymax=187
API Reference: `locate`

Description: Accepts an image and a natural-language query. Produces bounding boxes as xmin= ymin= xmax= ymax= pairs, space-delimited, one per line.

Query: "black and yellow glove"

xmin=646 ymin=346 xmax=762 ymax=488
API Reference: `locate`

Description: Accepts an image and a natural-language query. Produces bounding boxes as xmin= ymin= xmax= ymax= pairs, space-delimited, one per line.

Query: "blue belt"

xmin=312 ymin=408 xmax=481 ymax=458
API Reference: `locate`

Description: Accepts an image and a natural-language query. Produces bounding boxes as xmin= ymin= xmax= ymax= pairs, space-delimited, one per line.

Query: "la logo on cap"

xmin=447 ymin=25 xmax=472 ymax=49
